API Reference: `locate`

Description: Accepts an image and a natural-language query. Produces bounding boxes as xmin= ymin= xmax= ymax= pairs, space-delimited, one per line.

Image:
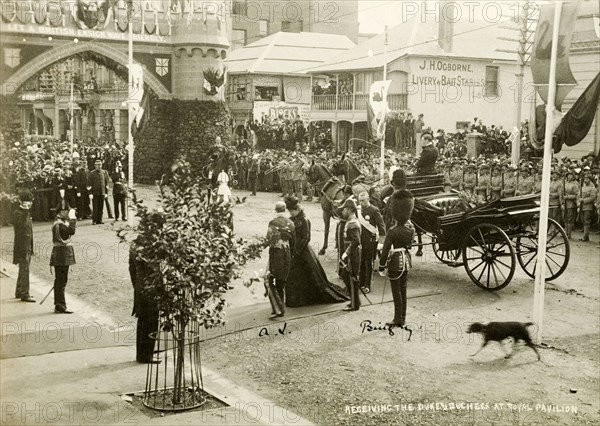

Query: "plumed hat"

xmin=340 ymin=197 xmax=358 ymax=211
xmin=389 ymin=189 xmax=414 ymax=225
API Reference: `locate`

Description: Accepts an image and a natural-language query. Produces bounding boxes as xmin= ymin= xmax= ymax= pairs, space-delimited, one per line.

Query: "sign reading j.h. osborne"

xmin=411 ymin=59 xmax=486 ymax=87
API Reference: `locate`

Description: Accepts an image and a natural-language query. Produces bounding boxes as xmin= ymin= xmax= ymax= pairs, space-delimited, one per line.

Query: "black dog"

xmin=467 ymin=322 xmax=541 ymax=361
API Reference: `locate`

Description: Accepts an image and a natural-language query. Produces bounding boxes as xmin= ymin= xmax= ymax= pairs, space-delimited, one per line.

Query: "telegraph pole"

xmin=379 ymin=26 xmax=388 ymax=186
xmin=127 ymin=3 xmax=134 ymax=225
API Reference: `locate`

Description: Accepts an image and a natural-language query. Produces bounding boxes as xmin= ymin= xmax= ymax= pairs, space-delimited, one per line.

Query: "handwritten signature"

xmin=360 ymin=320 xmax=413 ymax=340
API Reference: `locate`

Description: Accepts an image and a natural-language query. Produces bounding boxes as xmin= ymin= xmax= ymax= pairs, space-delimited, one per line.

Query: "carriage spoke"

xmin=546 ymin=255 xmax=562 ymax=269
xmin=522 ymin=253 xmax=537 ymax=269
xmin=469 ymin=259 xmax=486 ymax=273
xmin=495 ymin=258 xmax=513 ymax=270
xmin=477 ymin=262 xmax=489 ymax=284
xmin=489 ymin=262 xmax=500 ymax=287
xmin=545 ymin=258 xmax=556 ymax=276
xmin=491 ymin=261 xmax=508 ymax=281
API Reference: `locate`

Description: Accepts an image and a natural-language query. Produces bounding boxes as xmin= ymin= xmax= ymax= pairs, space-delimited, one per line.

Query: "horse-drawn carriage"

xmin=412 ymin=192 xmax=570 ymax=290
xmin=315 ymin=157 xmax=570 ymax=291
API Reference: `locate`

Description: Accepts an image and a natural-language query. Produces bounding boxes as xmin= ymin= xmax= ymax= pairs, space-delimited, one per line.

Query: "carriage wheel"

xmin=432 ymin=236 xmax=462 ymax=264
xmin=462 ymin=223 xmax=516 ymax=291
xmin=515 ymin=218 xmax=570 ymax=281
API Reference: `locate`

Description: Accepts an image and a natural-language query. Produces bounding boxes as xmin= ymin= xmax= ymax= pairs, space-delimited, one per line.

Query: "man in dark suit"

xmin=13 ymin=190 xmax=35 ymax=302
xmin=416 ymin=135 xmax=439 ymax=175
xmin=88 ymin=159 xmax=109 ymax=224
xmin=129 ymin=249 xmax=160 ymax=364
xmin=357 ymin=192 xmax=385 ymax=293
xmin=264 ymin=201 xmax=296 ymax=319
xmin=73 ymin=159 xmax=90 ymax=219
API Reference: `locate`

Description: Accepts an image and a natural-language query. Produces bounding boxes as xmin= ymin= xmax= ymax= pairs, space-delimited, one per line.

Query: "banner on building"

xmin=531 ymin=2 xmax=580 ymax=110
xmin=367 ymin=80 xmax=391 ymax=141
xmin=253 ymin=101 xmax=310 ymax=126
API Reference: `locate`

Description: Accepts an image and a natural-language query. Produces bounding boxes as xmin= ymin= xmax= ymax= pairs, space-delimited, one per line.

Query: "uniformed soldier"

xmin=264 ymin=201 xmax=296 ymax=319
xmin=563 ymin=169 xmax=579 ymax=238
xmin=50 ymin=201 xmax=77 ymax=314
xmin=292 ymin=158 xmax=304 ymax=200
xmin=248 ymin=154 xmax=260 ymax=196
xmin=516 ymin=165 xmax=534 ymax=196
xmin=580 ymin=172 xmax=597 ymax=242
xmin=475 ymin=164 xmax=491 ymax=202
xmin=339 ymin=198 xmax=361 ymax=311
xmin=502 ymin=165 xmax=517 ymax=198
xmin=357 ymin=192 xmax=385 ymax=294
xmin=462 ymin=164 xmax=477 ymax=194
xmin=549 ymin=168 xmax=564 ymax=224
xmin=448 ymin=161 xmax=463 ymax=191
xmin=489 ymin=165 xmax=503 ymax=201
xmin=534 ymin=166 xmax=544 ymax=193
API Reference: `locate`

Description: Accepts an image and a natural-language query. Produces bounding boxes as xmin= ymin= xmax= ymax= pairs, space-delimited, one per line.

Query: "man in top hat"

xmin=264 ymin=201 xmax=296 ymax=319
xmin=580 ymin=172 xmax=597 ymax=242
xmin=50 ymin=200 xmax=77 ymax=313
xmin=549 ymin=168 xmax=564 ymax=224
xmin=13 ymin=190 xmax=36 ymax=303
xmin=339 ymin=198 xmax=361 ymax=311
xmin=414 ymin=113 xmax=425 ymax=153
xmin=415 ymin=134 xmax=438 ymax=175
xmin=357 ymin=192 xmax=385 ymax=294
xmin=563 ymin=169 xmax=579 ymax=238
xmin=111 ymin=160 xmax=127 ymax=221
xmin=88 ymin=159 xmax=110 ymax=224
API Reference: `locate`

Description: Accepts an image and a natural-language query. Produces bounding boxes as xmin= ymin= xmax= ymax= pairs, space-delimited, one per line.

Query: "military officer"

xmin=357 ymin=192 xmax=385 ymax=294
xmin=339 ymin=198 xmax=361 ymax=311
xmin=264 ymin=201 xmax=296 ymax=319
xmin=50 ymin=201 xmax=77 ymax=314
xmin=248 ymin=154 xmax=260 ymax=196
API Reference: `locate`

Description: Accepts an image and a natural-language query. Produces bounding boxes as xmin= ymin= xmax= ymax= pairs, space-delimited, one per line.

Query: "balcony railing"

xmin=312 ymin=93 xmax=407 ymax=111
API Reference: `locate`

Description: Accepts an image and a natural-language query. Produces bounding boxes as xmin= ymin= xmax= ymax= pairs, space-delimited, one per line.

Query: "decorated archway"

xmin=2 ymin=41 xmax=170 ymax=98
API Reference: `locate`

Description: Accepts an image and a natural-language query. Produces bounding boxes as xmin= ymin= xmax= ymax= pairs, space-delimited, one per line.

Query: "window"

xmin=258 ymin=19 xmax=268 ymax=36
xmin=255 ymin=86 xmax=279 ymax=101
xmin=232 ymin=0 xmax=246 ymax=16
xmin=485 ymin=66 xmax=499 ymax=97
xmin=231 ymin=29 xmax=246 ymax=50
xmin=281 ymin=20 xmax=302 ymax=32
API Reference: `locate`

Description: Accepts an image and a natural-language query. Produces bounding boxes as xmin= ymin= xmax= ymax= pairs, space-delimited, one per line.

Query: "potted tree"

xmin=119 ymin=158 xmax=263 ymax=410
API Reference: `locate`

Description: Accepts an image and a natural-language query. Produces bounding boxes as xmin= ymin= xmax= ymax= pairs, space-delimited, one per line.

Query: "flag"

xmin=554 ymin=71 xmax=600 ymax=153
xmin=531 ymin=2 xmax=580 ymax=110
xmin=367 ymin=80 xmax=391 ymax=141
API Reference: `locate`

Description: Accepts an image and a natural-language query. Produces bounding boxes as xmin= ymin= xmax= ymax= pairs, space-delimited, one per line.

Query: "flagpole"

xmin=127 ymin=5 xmax=134 ymax=226
xmin=532 ymin=1 xmax=562 ymax=345
xmin=379 ymin=26 xmax=388 ymax=187
xmin=69 ymin=76 xmax=74 ymax=153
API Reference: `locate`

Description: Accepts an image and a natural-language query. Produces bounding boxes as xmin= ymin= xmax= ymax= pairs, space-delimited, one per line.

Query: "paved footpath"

xmin=0 ymin=263 xmax=317 ymax=426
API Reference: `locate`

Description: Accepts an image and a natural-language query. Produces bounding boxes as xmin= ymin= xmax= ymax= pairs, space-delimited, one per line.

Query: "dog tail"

xmin=524 ymin=322 xmax=535 ymax=327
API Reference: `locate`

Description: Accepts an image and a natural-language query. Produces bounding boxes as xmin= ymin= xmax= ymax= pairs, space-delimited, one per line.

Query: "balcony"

xmin=311 ymin=93 xmax=407 ymax=111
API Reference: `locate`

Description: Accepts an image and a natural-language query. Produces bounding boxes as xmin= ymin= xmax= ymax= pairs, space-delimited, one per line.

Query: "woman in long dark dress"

xmin=284 ymin=196 xmax=348 ymax=307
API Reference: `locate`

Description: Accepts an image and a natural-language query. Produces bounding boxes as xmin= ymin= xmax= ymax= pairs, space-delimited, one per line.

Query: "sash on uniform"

xmin=358 ymin=209 xmax=377 ymax=236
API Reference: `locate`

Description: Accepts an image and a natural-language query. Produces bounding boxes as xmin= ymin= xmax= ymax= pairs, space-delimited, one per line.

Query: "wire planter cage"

xmin=143 ymin=321 xmax=207 ymax=411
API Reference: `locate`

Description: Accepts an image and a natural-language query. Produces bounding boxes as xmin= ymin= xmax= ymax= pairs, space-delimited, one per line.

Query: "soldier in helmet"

xmin=549 ymin=168 xmax=564 ymax=224
xmin=502 ymin=165 xmax=517 ymax=198
xmin=338 ymin=198 xmax=361 ymax=312
xmin=563 ymin=169 xmax=579 ymax=238
xmin=462 ymin=164 xmax=477 ymax=194
xmin=489 ymin=165 xmax=503 ymax=201
xmin=475 ymin=164 xmax=491 ymax=202
xmin=580 ymin=172 xmax=597 ymax=242
xmin=516 ymin=165 xmax=534 ymax=196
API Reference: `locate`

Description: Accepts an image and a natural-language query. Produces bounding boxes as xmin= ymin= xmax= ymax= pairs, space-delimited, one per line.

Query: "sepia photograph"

xmin=0 ymin=0 xmax=599 ymax=424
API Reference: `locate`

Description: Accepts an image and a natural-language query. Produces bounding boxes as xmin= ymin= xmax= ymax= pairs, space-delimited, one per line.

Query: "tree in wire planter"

xmin=118 ymin=158 xmax=264 ymax=411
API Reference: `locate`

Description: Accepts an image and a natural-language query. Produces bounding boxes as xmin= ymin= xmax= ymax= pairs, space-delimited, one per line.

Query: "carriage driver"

xmin=357 ymin=192 xmax=385 ymax=294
